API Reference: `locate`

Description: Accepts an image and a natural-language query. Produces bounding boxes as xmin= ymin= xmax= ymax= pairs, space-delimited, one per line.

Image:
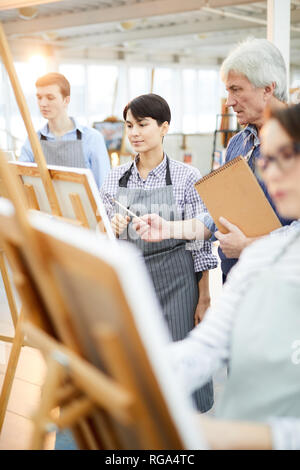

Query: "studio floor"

xmin=0 ymin=244 xmax=224 ymax=450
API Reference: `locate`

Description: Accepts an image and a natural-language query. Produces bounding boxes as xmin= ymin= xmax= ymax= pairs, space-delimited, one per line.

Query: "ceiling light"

xmin=18 ymin=7 xmax=38 ymax=20
xmin=119 ymin=21 xmax=136 ymax=31
xmin=194 ymin=34 xmax=207 ymax=40
xmin=42 ymin=31 xmax=59 ymax=41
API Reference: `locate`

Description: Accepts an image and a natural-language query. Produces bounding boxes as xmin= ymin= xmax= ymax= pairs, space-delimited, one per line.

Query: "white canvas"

xmin=28 ymin=209 xmax=209 ymax=450
xmin=9 ymin=161 xmax=115 ymax=240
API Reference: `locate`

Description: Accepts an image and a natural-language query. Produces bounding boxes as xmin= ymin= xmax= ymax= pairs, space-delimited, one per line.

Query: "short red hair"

xmin=35 ymin=73 xmax=70 ymax=98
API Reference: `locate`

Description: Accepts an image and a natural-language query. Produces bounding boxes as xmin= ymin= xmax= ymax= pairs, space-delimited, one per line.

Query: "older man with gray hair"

xmin=133 ymin=37 xmax=294 ymax=290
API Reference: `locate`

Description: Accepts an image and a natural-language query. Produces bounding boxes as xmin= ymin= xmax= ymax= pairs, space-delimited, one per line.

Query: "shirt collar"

xmin=242 ymin=124 xmax=260 ymax=147
xmin=39 ymin=117 xmax=82 ymax=138
xmin=133 ymin=153 xmax=168 ymax=179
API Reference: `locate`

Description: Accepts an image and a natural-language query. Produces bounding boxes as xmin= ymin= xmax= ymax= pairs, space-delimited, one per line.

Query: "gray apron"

xmin=216 ymin=234 xmax=300 ymax=421
xmin=40 ymin=128 xmax=86 ymax=168
xmin=116 ymin=157 xmax=214 ymax=412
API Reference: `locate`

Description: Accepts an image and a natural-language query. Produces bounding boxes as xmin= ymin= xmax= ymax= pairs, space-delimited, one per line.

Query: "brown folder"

xmin=195 ymin=155 xmax=282 ymax=237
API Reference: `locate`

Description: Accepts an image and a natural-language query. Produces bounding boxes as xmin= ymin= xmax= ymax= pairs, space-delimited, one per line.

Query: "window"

xmin=3 ymin=61 xmax=44 ymax=154
xmin=153 ymin=68 xmax=182 ymax=132
xmin=182 ymin=68 xmax=225 ymax=133
xmin=128 ymin=67 xmax=151 ymax=100
xmin=197 ymin=69 xmax=224 ymax=132
xmin=59 ymin=64 xmax=87 ymax=124
xmin=182 ymin=69 xmax=198 ymax=133
xmin=1 ymin=59 xmax=230 ymax=146
xmin=87 ymin=65 xmax=119 ymax=124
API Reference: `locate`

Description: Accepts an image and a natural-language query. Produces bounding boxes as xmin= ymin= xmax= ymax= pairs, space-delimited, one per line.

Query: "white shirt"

xmin=168 ymin=223 xmax=300 ymax=450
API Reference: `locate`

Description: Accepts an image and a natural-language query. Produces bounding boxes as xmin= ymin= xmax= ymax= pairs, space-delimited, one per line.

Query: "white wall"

xmin=164 ymin=132 xmax=224 ymax=176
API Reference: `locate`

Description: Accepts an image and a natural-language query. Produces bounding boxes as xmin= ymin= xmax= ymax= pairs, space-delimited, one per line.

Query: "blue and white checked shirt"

xmin=100 ymin=154 xmax=218 ymax=273
xmin=19 ymin=117 xmax=111 ymax=189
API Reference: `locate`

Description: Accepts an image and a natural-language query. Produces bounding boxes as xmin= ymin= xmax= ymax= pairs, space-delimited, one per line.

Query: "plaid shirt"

xmin=100 ymin=154 xmax=218 ymax=272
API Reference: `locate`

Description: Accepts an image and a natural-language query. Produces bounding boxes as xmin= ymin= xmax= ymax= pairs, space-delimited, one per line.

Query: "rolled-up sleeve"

xmin=196 ymin=211 xmax=216 ymax=235
xmin=99 ymin=167 xmax=121 ymax=220
xmin=183 ymin=169 xmax=218 ymax=272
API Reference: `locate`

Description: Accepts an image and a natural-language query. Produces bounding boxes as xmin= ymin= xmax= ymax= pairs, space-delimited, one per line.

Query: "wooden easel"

xmin=9 ymin=162 xmax=114 ymax=235
xmin=0 ymin=23 xmax=61 ymax=217
xmin=0 ymin=150 xmax=129 ymax=448
xmin=0 ymin=250 xmax=19 ymax=344
xmin=0 ymin=21 xmax=106 ymax=232
xmin=0 ymin=21 xmax=62 ymax=432
xmin=0 ymin=20 xmax=114 ymax=432
xmin=0 ymin=152 xmax=203 ymax=449
xmin=0 ymin=24 xmax=202 ymax=450
xmin=0 ymin=148 xmax=70 ymax=434
xmin=12 ymin=164 xmax=104 ymax=231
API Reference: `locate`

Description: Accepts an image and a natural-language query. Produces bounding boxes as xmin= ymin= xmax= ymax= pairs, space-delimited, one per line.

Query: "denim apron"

xmin=40 ymin=128 xmax=86 ymax=168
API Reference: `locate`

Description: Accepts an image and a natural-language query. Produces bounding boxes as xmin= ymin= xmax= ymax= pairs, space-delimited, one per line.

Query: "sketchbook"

xmin=195 ymin=155 xmax=281 ymax=237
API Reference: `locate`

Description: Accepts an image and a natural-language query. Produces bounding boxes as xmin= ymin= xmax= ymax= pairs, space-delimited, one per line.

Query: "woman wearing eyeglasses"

xmin=167 ymin=103 xmax=300 ymax=450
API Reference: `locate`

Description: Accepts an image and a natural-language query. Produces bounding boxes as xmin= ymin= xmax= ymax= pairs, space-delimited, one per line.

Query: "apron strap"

xmin=118 ymin=162 xmax=134 ymax=188
xmin=118 ymin=156 xmax=172 ymax=188
xmin=165 ymin=157 xmax=172 ymax=186
xmin=40 ymin=129 xmax=82 ymax=141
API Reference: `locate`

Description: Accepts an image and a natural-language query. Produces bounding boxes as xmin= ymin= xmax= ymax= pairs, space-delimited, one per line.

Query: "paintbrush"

xmin=113 ymin=198 xmax=147 ymax=224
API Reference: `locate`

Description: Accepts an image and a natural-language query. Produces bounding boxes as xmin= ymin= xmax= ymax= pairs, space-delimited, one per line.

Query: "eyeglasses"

xmin=256 ymin=142 xmax=300 ymax=176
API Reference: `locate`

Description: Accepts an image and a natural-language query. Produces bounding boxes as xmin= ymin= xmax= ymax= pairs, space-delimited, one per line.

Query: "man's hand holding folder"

xmin=215 ymin=216 xmax=255 ymax=258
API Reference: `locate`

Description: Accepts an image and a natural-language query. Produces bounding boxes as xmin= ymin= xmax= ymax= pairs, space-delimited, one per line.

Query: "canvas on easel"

xmin=0 ymin=160 xmax=115 ymax=433
xmin=0 ymin=197 xmax=125 ymax=449
xmin=0 ymin=154 xmax=208 ymax=449
xmin=9 ymin=161 xmax=115 ymax=238
xmin=0 ymin=19 xmax=205 ymax=450
xmin=0 ymin=153 xmax=114 ymax=447
xmin=0 ymin=160 xmax=23 ymax=351
xmin=0 ymin=19 xmax=64 ymax=430
xmin=2 ymin=199 xmax=208 ymax=449
xmin=0 ymin=19 xmax=116 ymax=440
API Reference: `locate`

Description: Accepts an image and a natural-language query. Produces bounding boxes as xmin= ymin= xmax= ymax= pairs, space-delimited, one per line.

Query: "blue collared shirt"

xmin=19 ymin=117 xmax=111 ymax=188
xmin=196 ymin=124 xmax=294 ymax=276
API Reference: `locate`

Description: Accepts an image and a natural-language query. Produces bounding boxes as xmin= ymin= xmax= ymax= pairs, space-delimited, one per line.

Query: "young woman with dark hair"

xmin=100 ymin=93 xmax=218 ymax=413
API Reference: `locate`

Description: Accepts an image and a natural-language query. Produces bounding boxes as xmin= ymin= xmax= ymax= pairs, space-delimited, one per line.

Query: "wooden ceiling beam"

xmin=0 ymin=0 xmax=62 ymax=11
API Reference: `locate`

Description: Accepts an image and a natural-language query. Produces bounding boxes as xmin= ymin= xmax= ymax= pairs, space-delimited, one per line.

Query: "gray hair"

xmin=220 ymin=38 xmax=288 ymax=102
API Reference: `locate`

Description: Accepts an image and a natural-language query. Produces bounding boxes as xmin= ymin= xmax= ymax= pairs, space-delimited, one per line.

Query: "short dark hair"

xmin=123 ymin=93 xmax=171 ymax=125
xmin=35 ymin=73 xmax=70 ymax=98
xmin=270 ymin=103 xmax=300 ymax=142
